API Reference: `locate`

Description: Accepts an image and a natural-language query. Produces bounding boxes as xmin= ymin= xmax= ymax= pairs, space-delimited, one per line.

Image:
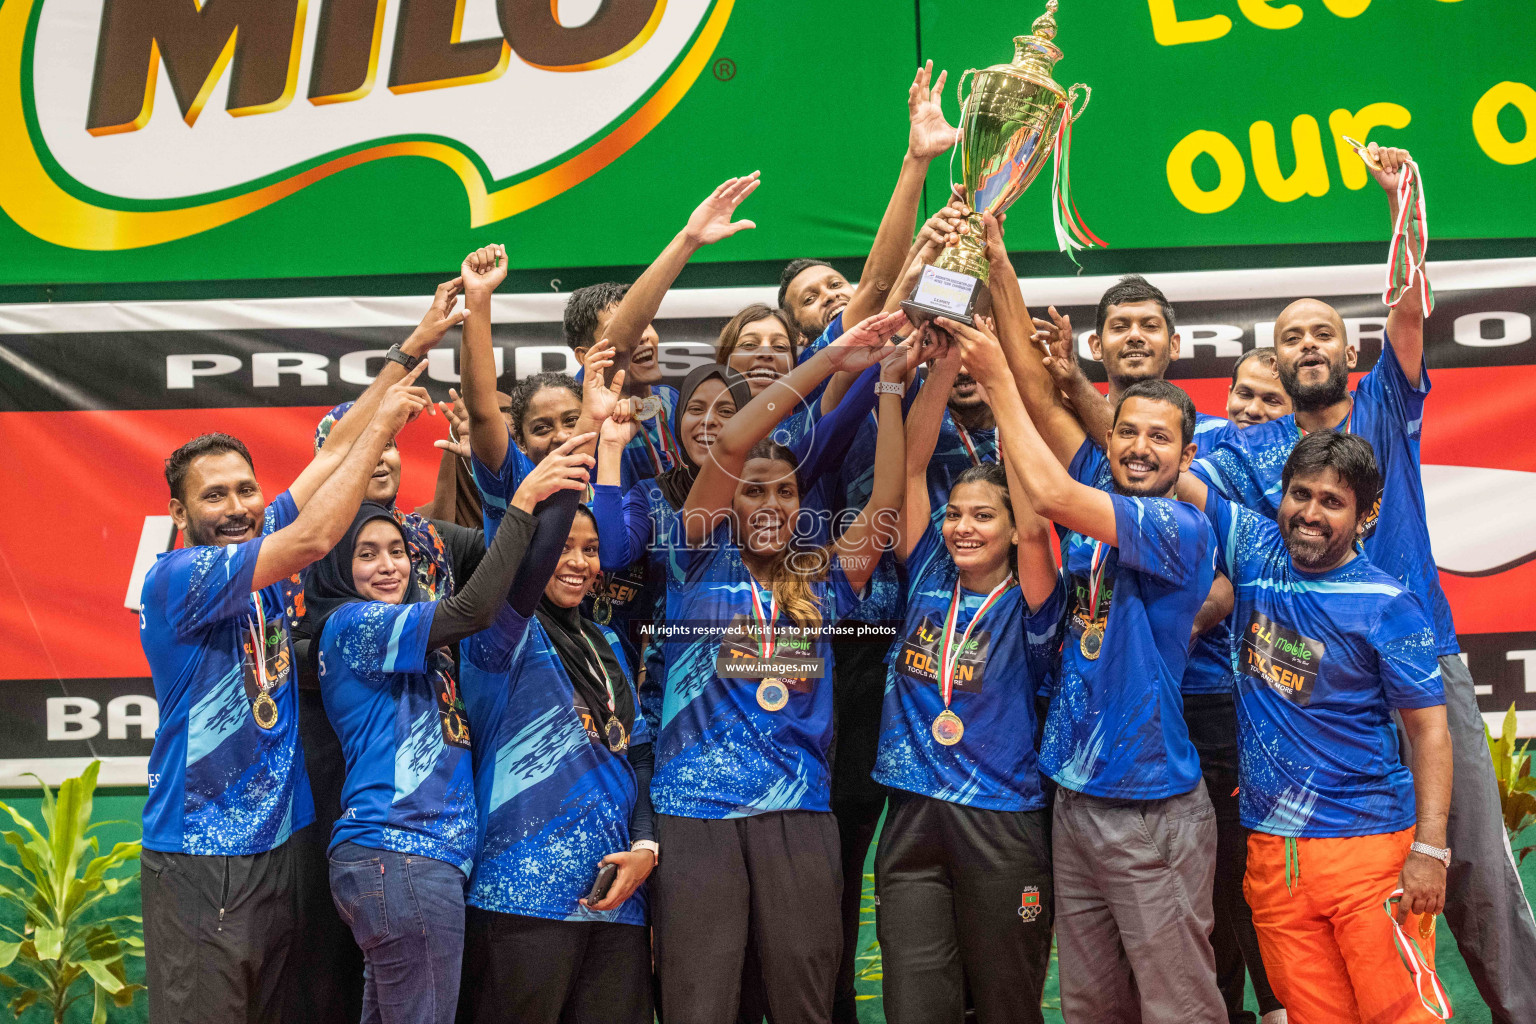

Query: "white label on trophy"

xmin=912 ymin=265 xmax=977 ymax=316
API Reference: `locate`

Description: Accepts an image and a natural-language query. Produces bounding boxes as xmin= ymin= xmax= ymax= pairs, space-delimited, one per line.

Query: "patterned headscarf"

xmin=313 ymin=402 xmax=455 ymax=599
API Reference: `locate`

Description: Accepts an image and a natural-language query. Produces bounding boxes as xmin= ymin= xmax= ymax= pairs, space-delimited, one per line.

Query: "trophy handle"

xmin=947 ymin=69 xmax=978 ymax=205
xmin=1066 ymin=82 xmax=1092 ymax=123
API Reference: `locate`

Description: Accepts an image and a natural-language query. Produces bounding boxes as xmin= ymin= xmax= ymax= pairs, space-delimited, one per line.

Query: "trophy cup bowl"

xmin=901 ymin=0 xmax=1079 ymax=327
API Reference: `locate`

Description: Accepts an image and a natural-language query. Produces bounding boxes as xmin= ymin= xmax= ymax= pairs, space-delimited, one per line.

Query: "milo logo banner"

xmin=0 ymin=0 xmax=1532 ymax=284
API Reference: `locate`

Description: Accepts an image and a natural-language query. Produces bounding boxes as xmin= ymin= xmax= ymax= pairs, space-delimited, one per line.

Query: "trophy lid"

xmin=1011 ymin=0 xmax=1064 ymax=75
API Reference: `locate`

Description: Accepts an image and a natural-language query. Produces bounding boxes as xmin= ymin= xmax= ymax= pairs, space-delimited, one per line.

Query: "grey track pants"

xmin=1052 ymin=780 xmax=1226 ymax=1024
xmin=1433 ymin=653 xmax=1536 ymax=1023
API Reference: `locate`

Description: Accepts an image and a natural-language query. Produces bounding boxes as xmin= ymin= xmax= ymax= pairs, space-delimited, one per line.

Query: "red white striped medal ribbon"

xmin=932 ymin=575 xmax=1013 ymax=745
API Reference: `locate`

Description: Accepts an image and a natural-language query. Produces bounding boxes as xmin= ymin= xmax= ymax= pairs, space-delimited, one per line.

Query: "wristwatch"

xmin=1410 ymin=841 xmax=1451 ymax=867
xmin=631 ymin=840 xmax=659 ymax=864
xmin=875 ymin=381 xmax=906 ymax=397
xmin=384 ymin=344 xmax=421 ymax=371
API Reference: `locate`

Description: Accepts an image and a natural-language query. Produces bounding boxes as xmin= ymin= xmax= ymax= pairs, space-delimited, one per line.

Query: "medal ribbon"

xmin=1382 ymin=889 xmax=1453 ymax=1019
xmin=1297 ymin=400 xmax=1354 ymax=440
xmin=749 ymin=585 xmax=778 ymax=661
xmin=1384 ymin=162 xmax=1435 ymax=316
xmin=936 ymin=576 xmax=1014 ymax=709
xmin=1049 ymin=91 xmax=1107 ymax=269
xmin=575 ymin=628 xmax=617 ymax=714
xmin=638 ymin=411 xmax=682 ymax=475
xmin=1086 ymin=541 xmax=1109 ymax=624
xmin=246 ymin=594 xmax=272 ymax=695
xmin=953 ymin=418 xmax=982 ymax=467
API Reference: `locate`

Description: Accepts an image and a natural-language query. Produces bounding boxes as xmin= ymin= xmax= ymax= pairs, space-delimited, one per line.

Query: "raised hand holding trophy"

xmin=902 ymin=1 xmax=1101 ymax=327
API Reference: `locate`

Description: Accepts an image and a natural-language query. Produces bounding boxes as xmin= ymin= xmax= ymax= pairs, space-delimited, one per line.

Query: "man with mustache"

xmin=954 ymin=301 xmax=1229 ymax=1021
xmin=1012 ymin=234 xmax=1296 ymax=1021
xmin=1187 ymin=145 xmax=1536 ymax=1023
xmin=138 ymin=367 xmax=431 ymax=1024
xmin=1178 ymin=431 xmax=1453 ymax=1022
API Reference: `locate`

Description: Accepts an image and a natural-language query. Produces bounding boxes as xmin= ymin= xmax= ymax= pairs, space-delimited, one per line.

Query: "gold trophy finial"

xmin=1032 ymin=0 xmax=1059 ymax=41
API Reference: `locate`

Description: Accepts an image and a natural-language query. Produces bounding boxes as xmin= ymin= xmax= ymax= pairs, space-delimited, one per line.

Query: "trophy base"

xmin=900 ymin=262 xmax=986 ymax=328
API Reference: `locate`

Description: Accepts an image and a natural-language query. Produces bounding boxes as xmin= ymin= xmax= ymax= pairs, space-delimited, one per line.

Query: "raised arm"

xmin=601 ymin=174 xmax=760 ymax=380
xmin=839 ymin=63 xmax=958 ymax=330
xmin=901 ymin=332 xmax=960 ymax=558
xmin=683 ymin=312 xmax=908 ymax=543
xmin=254 ymin=366 xmax=431 ymax=590
xmin=999 ymin=446 xmax=1060 ymax=614
xmin=943 ymin=316 xmax=1118 ymax=546
xmin=424 ymin=434 xmax=593 ymax=647
xmin=1368 ymin=142 xmax=1426 ymax=383
xmin=1033 ymin=306 xmax=1116 ymax=451
xmin=460 ymin=244 xmax=511 ymax=473
xmin=837 ymin=338 xmax=923 ymax=591
xmin=288 ymin=279 xmax=463 ymax=507
xmin=980 ymin=215 xmax=1088 ymax=466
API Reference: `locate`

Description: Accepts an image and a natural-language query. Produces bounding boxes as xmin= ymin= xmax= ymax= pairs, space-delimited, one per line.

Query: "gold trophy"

xmin=902 ymin=0 xmax=1092 ymax=326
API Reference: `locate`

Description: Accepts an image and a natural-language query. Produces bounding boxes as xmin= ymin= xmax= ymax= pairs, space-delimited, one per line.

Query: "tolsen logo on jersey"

xmin=895 ymin=615 xmax=992 ymax=692
xmin=1240 ymin=611 xmax=1326 ymax=706
xmin=714 ymin=614 xmax=824 ymax=692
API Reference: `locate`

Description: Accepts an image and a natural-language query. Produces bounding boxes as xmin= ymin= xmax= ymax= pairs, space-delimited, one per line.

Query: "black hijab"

xmin=532 ymin=510 xmax=636 ymax=747
xmin=304 ymin=502 xmax=426 ymax=645
xmin=655 ymin=363 xmax=755 ymax=511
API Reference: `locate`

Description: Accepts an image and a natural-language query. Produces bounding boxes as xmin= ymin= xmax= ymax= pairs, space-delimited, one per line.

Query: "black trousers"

xmin=289 ymin=684 xmax=366 ymax=1024
xmin=141 ymin=842 xmax=296 ymax=1024
xmin=457 ymin=907 xmax=653 ymax=1024
xmin=1183 ymin=691 xmax=1281 ymax=1021
xmin=653 ymin=811 xmax=843 ymax=1024
xmin=873 ymin=791 xmax=1054 ymax=1024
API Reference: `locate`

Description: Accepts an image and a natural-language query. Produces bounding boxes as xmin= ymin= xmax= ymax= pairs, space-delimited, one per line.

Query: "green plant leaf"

xmin=79 ymin=957 xmax=125 ymax=994
xmin=93 ymin=982 xmax=108 ymax=1024
xmin=0 ymin=942 xmax=18 ymax=969
xmin=111 ymin=982 xmax=145 ymax=1008
xmin=8 ymin=988 xmax=38 ymax=1014
xmin=32 ymin=924 xmax=63 ymax=961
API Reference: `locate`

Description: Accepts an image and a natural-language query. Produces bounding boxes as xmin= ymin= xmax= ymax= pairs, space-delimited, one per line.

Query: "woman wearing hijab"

xmin=456 ymin=499 xmax=657 ymax=1024
xmin=305 ymin=436 xmax=594 ymax=1024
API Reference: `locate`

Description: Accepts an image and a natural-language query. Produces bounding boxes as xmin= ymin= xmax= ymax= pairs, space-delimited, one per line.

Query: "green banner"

xmin=1 ymin=0 xmax=1532 ymax=286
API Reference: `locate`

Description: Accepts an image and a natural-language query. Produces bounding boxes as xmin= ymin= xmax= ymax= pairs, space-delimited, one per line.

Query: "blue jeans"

xmin=329 ymin=842 xmax=466 ymax=1024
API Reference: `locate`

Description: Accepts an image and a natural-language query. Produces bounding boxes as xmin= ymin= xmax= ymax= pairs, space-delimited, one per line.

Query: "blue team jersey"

xmin=139 ymin=491 xmax=314 ymax=855
xmin=1066 ymin=420 xmax=1233 ymax=698
xmin=470 ymin=436 xmax=536 ymax=541
xmin=318 ymin=601 xmax=478 ymax=872
xmin=1205 ymin=494 xmax=1444 ymax=837
xmin=461 ymin=606 xmax=651 ymax=926
xmin=1041 ymin=491 xmax=1216 ymax=799
xmin=873 ymin=525 xmax=1064 ymax=811
xmin=652 ymin=524 xmax=863 ymax=818
xmin=619 ymin=384 xmax=680 ymax=490
xmin=1192 ymin=341 xmax=1455 ymax=656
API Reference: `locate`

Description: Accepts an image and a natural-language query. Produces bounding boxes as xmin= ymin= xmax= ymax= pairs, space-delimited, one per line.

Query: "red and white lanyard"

xmin=936 ymin=576 xmax=1013 ymax=708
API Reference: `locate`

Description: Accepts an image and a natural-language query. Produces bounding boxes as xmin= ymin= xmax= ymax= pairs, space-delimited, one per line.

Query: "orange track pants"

xmin=1245 ymin=828 xmax=1446 ymax=1024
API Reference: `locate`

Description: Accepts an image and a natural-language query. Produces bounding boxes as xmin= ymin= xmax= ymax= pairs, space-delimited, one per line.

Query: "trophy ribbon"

xmin=1050 ymin=85 xmax=1106 ymax=267
xmin=934 ymin=575 xmax=1014 ymax=745
xmin=1342 ymin=135 xmax=1435 ymax=316
xmin=1383 ymin=889 xmax=1453 ymax=1019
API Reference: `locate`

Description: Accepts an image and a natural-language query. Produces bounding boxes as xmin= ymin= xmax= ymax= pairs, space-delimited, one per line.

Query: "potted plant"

xmin=0 ymin=761 xmax=144 ymax=1023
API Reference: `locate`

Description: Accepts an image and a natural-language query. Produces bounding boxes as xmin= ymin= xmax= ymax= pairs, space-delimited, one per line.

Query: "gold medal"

xmin=593 ymin=592 xmax=613 ymax=625
xmin=252 ymin=691 xmax=279 ymax=730
xmin=757 ymin=678 xmax=790 ymax=712
xmin=603 ymin=715 xmax=629 ymax=753
xmin=932 ymin=709 xmax=964 ymax=746
xmin=1080 ymin=623 xmax=1103 ymax=661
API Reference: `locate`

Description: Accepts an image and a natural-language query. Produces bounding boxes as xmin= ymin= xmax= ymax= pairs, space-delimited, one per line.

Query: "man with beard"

xmin=1179 ymin=432 xmax=1453 ymax=1022
xmin=997 ymin=228 xmax=1287 ymax=1023
xmin=953 ymin=310 xmax=1229 ymax=1022
xmin=1188 ymin=144 xmax=1536 ymax=1023
xmin=137 ymin=370 xmax=430 ymax=1024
